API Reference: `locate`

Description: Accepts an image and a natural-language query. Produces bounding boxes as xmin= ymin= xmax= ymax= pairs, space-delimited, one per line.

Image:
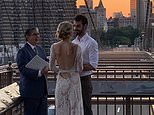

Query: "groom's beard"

xmin=72 ymin=31 xmax=78 ymax=39
xmin=73 ymin=29 xmax=83 ymax=37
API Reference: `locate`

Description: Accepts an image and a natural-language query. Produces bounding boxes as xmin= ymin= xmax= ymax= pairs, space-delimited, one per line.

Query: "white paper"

xmin=26 ymin=55 xmax=48 ymax=70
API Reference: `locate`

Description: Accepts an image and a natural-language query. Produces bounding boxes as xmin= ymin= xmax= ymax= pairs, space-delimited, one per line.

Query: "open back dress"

xmin=49 ymin=42 xmax=84 ymax=115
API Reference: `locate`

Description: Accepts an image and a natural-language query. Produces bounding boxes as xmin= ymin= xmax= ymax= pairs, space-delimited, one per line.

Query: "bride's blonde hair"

xmin=56 ymin=21 xmax=73 ymax=40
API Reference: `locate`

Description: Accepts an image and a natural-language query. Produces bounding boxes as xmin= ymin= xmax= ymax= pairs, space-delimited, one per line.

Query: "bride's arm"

xmin=49 ymin=44 xmax=59 ymax=73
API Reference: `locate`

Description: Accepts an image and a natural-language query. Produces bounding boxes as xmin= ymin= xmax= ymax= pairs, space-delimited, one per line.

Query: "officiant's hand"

xmin=41 ymin=66 xmax=48 ymax=76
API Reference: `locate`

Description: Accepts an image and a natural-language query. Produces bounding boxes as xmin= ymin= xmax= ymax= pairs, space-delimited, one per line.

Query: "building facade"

xmin=130 ymin=0 xmax=148 ymax=30
xmin=94 ymin=0 xmax=106 ymax=30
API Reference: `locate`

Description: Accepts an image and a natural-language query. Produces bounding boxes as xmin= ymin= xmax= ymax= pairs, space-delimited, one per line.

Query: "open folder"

xmin=26 ymin=55 xmax=49 ymax=70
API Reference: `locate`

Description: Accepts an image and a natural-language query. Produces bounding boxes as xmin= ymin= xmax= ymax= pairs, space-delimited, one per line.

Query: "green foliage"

xmin=99 ymin=26 xmax=139 ymax=47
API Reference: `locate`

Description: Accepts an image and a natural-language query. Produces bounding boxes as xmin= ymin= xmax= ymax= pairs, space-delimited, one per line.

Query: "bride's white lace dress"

xmin=49 ymin=42 xmax=84 ymax=115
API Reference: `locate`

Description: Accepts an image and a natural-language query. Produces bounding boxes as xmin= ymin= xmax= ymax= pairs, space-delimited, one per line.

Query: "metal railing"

xmin=0 ymin=70 xmax=13 ymax=89
xmin=0 ymin=98 xmax=23 ymax=115
xmin=1 ymin=61 xmax=154 ymax=115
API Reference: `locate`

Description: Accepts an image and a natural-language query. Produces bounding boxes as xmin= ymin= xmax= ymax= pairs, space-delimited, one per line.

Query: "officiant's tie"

xmin=34 ymin=47 xmax=38 ymax=54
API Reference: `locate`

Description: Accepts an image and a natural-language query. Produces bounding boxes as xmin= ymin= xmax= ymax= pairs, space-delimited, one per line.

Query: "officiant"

xmin=16 ymin=27 xmax=48 ymax=115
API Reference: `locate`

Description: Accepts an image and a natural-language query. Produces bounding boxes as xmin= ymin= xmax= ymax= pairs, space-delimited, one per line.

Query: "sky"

xmin=77 ymin=0 xmax=130 ymax=18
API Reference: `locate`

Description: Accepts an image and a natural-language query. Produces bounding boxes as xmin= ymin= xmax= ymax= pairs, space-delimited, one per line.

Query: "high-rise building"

xmin=130 ymin=0 xmax=137 ymax=18
xmin=0 ymin=0 xmax=77 ymax=55
xmin=130 ymin=0 xmax=148 ymax=30
xmin=152 ymin=0 xmax=154 ymax=15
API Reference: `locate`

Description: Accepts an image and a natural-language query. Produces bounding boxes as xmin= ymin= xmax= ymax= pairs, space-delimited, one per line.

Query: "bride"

xmin=49 ymin=21 xmax=84 ymax=115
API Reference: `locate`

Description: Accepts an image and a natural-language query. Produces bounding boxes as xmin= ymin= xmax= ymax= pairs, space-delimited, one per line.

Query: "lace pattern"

xmin=49 ymin=44 xmax=84 ymax=115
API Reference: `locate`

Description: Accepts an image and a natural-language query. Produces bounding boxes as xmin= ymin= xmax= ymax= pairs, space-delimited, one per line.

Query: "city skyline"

xmin=77 ymin=0 xmax=130 ymax=18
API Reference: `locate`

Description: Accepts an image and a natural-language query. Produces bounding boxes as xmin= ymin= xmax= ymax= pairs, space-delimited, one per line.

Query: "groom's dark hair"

xmin=74 ymin=14 xmax=88 ymax=26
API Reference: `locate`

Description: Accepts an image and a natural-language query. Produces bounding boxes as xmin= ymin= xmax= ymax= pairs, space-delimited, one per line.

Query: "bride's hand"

xmin=41 ymin=66 xmax=48 ymax=76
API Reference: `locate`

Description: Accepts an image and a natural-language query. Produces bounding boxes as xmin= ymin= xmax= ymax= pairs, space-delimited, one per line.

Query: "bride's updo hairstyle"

xmin=56 ymin=21 xmax=73 ymax=40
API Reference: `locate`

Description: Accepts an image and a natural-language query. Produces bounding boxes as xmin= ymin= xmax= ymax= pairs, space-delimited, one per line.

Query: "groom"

xmin=16 ymin=27 xmax=48 ymax=115
xmin=73 ymin=14 xmax=99 ymax=115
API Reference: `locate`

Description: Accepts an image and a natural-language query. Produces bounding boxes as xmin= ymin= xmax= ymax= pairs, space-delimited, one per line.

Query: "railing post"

xmin=7 ymin=62 xmax=13 ymax=84
xmin=126 ymin=97 xmax=131 ymax=115
xmin=97 ymin=97 xmax=99 ymax=115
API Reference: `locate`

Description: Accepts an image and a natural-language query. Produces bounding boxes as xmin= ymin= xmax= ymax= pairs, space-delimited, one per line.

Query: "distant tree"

xmin=115 ymin=36 xmax=131 ymax=45
xmin=119 ymin=26 xmax=139 ymax=44
xmin=99 ymin=26 xmax=139 ymax=47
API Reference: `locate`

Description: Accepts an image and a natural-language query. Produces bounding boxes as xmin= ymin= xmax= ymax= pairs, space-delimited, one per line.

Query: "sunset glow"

xmin=77 ymin=0 xmax=130 ymax=18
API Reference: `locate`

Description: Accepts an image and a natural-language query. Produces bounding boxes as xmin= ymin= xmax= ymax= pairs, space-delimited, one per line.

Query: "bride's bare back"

xmin=53 ymin=41 xmax=77 ymax=70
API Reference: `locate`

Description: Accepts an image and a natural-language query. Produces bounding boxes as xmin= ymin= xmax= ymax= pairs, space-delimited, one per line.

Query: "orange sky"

xmin=77 ymin=0 xmax=130 ymax=18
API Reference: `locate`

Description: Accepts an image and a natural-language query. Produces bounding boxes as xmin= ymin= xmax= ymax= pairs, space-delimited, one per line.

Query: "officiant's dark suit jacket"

xmin=16 ymin=43 xmax=48 ymax=98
